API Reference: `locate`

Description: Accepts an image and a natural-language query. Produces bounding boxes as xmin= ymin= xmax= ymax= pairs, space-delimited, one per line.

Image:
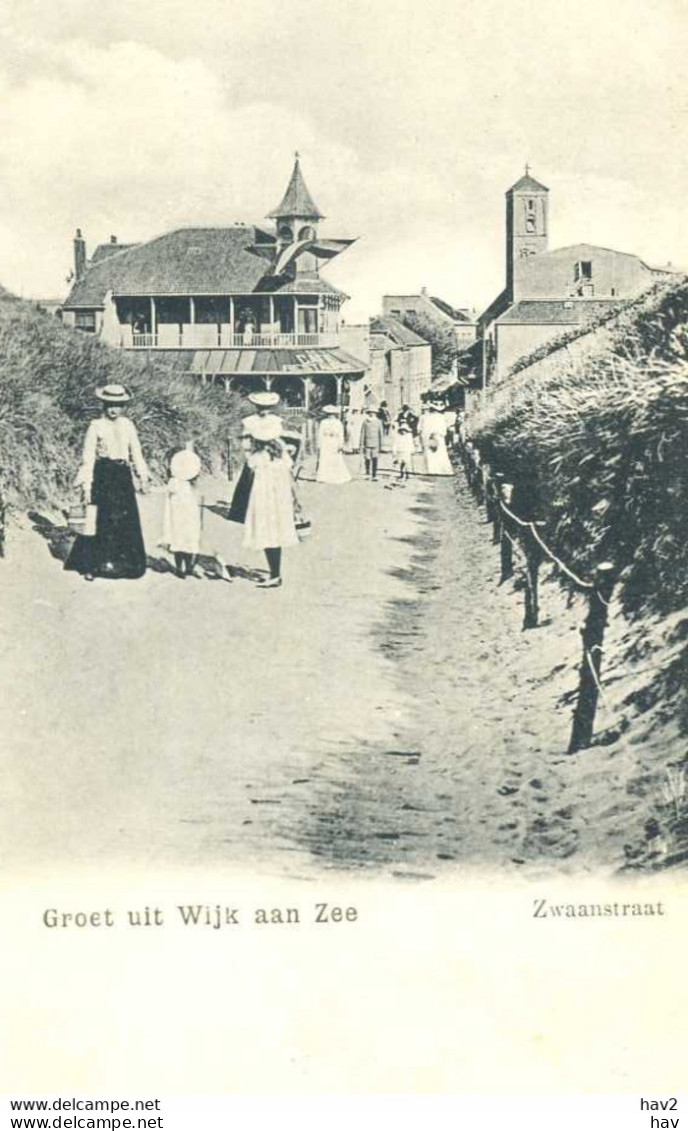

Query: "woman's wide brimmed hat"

xmin=96 ymin=383 xmax=131 ymax=404
xmin=248 ymin=391 xmax=280 ymax=408
xmin=170 ymin=449 xmax=202 ymax=481
xmin=322 ymin=405 xmax=340 ymax=415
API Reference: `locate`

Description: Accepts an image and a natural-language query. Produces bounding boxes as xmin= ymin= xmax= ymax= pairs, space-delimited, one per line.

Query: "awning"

xmin=431 ymin=373 xmax=468 ymax=393
xmin=189 ymin=347 xmax=367 ymax=379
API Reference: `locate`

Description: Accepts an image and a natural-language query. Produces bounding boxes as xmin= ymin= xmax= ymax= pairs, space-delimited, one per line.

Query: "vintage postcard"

xmin=0 ymin=0 xmax=686 ymax=1112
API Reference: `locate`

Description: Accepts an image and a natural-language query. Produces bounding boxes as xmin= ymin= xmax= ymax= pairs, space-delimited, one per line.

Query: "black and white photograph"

xmin=1 ymin=0 xmax=686 ymax=1108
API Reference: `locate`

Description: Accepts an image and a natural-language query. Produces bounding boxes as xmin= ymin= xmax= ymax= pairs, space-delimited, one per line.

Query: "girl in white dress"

xmin=316 ymin=406 xmax=352 ymax=484
xmin=392 ymin=424 xmax=415 ymax=481
xmin=162 ymin=449 xmax=202 ymax=578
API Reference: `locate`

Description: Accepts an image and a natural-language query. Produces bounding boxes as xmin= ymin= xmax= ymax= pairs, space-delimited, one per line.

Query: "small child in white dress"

xmin=392 ymin=423 xmax=415 ymax=481
xmin=162 ymin=449 xmax=202 ymax=578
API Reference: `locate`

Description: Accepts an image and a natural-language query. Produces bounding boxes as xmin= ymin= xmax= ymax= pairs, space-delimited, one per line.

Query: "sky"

xmin=0 ymin=0 xmax=686 ymax=320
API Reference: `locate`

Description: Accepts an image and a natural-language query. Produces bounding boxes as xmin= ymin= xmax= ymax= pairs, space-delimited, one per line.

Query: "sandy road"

xmin=0 ymin=456 xmax=652 ymax=880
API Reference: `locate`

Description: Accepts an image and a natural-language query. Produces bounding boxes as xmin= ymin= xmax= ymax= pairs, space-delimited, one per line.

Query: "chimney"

xmin=74 ymin=228 xmax=86 ymax=281
xmin=421 ymin=285 xmax=428 ymax=296
xmin=110 ymin=235 xmax=117 ymax=244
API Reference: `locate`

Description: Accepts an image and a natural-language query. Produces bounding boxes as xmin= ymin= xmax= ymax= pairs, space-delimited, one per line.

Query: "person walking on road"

xmin=397 ymin=403 xmax=419 ymax=437
xmin=316 ymin=405 xmax=352 ymax=484
xmin=64 ymin=383 xmax=149 ymax=581
xmin=162 ymin=448 xmax=202 ymax=579
xmin=360 ymin=406 xmax=384 ymax=481
xmin=392 ymin=423 xmax=414 ymax=482
xmin=420 ymin=404 xmax=454 ymax=476
xmin=238 ymin=391 xmax=299 ymax=589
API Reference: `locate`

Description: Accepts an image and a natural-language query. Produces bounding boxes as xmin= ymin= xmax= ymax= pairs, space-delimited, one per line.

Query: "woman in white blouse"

xmin=64 ymin=384 xmax=149 ymax=580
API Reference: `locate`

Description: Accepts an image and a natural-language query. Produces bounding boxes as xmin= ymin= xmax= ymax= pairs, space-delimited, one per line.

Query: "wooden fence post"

xmin=568 ymin=562 xmax=616 ymax=753
xmin=463 ymin=441 xmax=473 ymax=486
xmin=483 ymin=467 xmax=496 ymax=526
xmin=491 ymin=472 xmax=504 ymax=544
xmin=0 ymin=486 xmax=5 ymax=558
xmin=226 ymin=438 xmax=233 ymax=481
xmin=474 ymin=453 xmax=485 ymax=505
xmin=499 ymin=483 xmax=514 ymax=583
xmin=522 ymin=521 xmax=545 ymax=630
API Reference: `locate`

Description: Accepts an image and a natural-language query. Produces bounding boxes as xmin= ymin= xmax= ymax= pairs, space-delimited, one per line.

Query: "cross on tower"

xmin=525 ymin=162 xmax=531 ymax=176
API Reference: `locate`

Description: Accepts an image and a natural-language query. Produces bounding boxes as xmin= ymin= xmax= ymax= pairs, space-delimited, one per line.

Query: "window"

xmin=575 ymin=260 xmax=593 ymax=281
xmin=298 ymin=225 xmax=316 ymax=241
xmin=75 ymin=310 xmax=96 ymax=332
xmin=525 ymin=216 xmax=536 ymax=233
xmin=527 ymin=198 xmax=535 ymax=211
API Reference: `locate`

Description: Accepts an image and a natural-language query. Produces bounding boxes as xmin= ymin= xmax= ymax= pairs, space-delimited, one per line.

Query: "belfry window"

xmin=575 ymin=260 xmax=593 ymax=281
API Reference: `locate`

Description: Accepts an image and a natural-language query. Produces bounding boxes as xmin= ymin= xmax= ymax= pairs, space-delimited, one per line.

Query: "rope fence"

xmin=455 ymin=433 xmax=617 ymax=753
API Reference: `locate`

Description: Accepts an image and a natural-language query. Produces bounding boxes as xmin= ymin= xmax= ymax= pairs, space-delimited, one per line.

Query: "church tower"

xmin=267 ymin=153 xmax=324 ymax=275
xmin=506 ymin=168 xmax=549 ymax=300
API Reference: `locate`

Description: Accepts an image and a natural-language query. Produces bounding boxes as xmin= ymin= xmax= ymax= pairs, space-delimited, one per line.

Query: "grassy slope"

xmin=0 ymin=288 xmax=242 ymax=510
xmin=470 ymin=277 xmax=688 ymax=870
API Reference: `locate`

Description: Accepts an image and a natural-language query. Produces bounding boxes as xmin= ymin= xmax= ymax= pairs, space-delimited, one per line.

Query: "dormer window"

xmin=575 ymin=260 xmax=592 ymax=281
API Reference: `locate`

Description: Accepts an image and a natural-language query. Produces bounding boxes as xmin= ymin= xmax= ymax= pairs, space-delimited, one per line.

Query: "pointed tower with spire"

xmin=268 ymin=153 xmax=324 ymax=258
xmin=250 ymin=153 xmax=355 ymax=282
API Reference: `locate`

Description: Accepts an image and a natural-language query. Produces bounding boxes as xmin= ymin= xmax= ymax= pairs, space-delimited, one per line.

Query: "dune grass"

xmin=470 ymin=278 xmax=688 ymax=623
xmin=0 ymin=288 xmax=242 ymax=511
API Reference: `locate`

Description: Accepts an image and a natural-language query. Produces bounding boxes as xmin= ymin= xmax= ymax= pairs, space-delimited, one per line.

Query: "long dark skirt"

xmin=227 ymin=462 xmax=255 ymax=524
xmin=64 ymin=459 xmax=146 ymax=579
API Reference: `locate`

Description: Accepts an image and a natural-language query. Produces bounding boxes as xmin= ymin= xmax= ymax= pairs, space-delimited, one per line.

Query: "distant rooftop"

xmin=370 ymin=315 xmax=429 ymax=348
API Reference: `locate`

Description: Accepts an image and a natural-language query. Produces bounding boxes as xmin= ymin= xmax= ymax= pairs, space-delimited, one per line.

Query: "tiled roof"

xmin=63 ymin=227 xmax=342 ymax=307
xmin=90 ymin=242 xmax=140 ymax=265
xmin=267 ymin=156 xmax=324 ymax=221
xmin=478 ymin=288 xmax=511 ymax=328
xmin=370 ymin=316 xmax=428 ymax=347
xmin=260 ymin=273 xmax=346 ymax=298
xmin=508 ymin=172 xmax=549 ymax=194
xmin=497 ymin=299 xmax=626 ymax=324
xmin=430 ymin=295 xmax=473 ymax=323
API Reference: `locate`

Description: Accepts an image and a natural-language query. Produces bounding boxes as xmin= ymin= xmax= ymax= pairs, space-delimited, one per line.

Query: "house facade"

xmin=61 ymin=157 xmax=367 ymax=406
xmin=477 ymin=171 xmax=678 ymax=384
xmin=368 ymin=316 xmax=432 ymax=412
xmin=382 ymin=289 xmax=476 ymax=351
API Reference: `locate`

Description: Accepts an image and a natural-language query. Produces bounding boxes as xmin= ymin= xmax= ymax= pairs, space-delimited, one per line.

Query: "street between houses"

xmin=0 ymin=456 xmax=669 ymax=880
